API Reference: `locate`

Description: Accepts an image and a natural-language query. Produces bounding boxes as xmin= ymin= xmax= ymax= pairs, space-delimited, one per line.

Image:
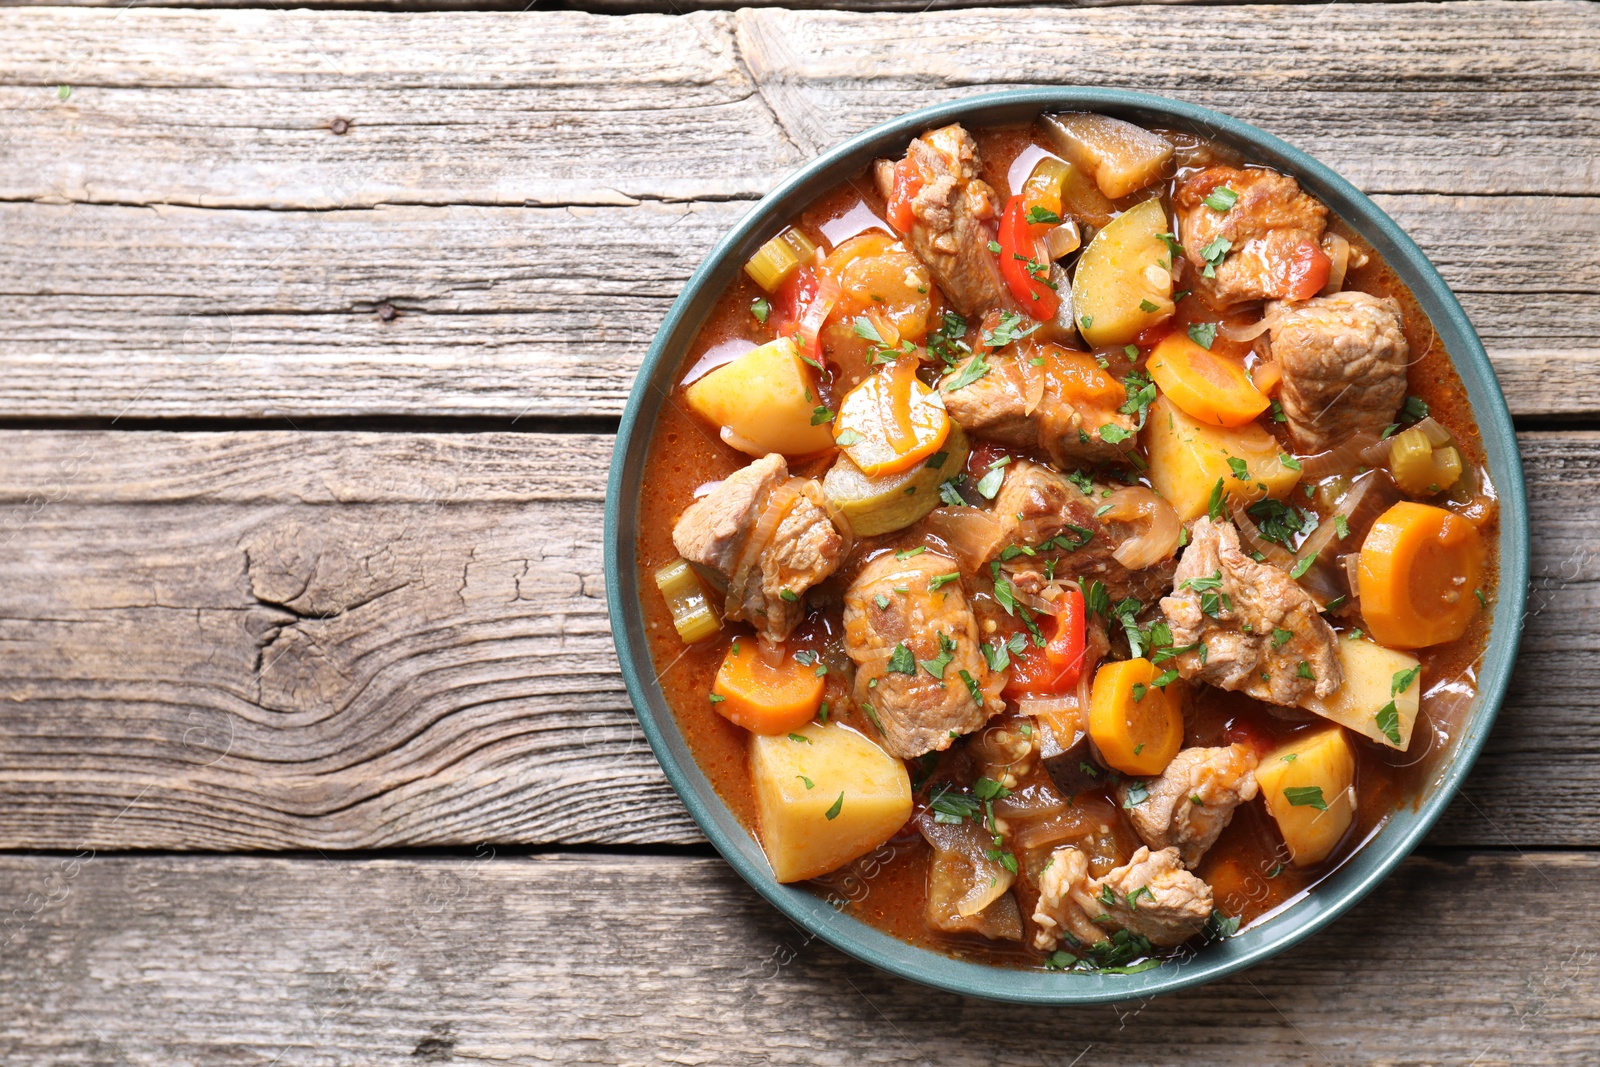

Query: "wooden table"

xmin=1 ymin=2 xmax=1597 ymax=1062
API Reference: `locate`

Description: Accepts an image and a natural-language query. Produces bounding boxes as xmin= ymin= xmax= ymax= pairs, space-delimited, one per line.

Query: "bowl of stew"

xmin=605 ymin=89 xmax=1528 ymax=1003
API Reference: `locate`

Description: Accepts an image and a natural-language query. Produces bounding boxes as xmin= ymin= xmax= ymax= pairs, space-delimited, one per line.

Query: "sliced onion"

xmin=1044 ymin=219 xmax=1081 ymax=260
xmin=1100 ymin=487 xmax=1181 ymax=570
xmin=799 ymin=478 xmax=856 ymax=555
xmin=1226 ymin=497 xmax=1297 ymax=569
xmin=1320 ymin=233 xmax=1351 ymax=296
xmin=1360 ymin=435 xmax=1394 ymax=468
xmin=993 ymin=779 xmax=1071 ymax=819
xmin=1297 ymin=432 xmax=1381 ymax=480
xmin=922 ymin=507 xmax=1003 ymax=572
xmin=796 ymin=274 xmax=842 ymax=362
xmin=1341 ymin=552 xmax=1362 ymax=600
xmin=1218 ymin=303 xmax=1294 ymax=344
xmin=1412 ymin=415 xmax=1453 ymax=448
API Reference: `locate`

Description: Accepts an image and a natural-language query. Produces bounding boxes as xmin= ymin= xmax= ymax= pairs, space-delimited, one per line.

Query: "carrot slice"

xmin=1358 ymin=502 xmax=1486 ymax=649
xmin=1147 ymin=331 xmax=1270 ymax=428
xmin=1088 ymin=657 xmax=1183 ymax=776
xmin=712 ymin=638 xmax=825 ymax=735
xmin=834 ymin=358 xmax=951 ymax=476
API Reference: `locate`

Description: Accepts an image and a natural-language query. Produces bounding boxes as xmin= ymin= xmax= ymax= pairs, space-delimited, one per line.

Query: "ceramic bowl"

xmin=605 ymin=88 xmax=1529 ymax=1004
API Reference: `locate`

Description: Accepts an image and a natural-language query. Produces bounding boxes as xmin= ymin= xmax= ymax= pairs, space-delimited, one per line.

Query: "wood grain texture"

xmin=0 ymin=428 xmax=1587 ymax=849
xmin=1 ymin=850 xmax=1596 ymax=1065
xmin=1 ymin=194 xmax=1595 ymax=419
xmin=1 ymin=5 xmax=1594 ymax=205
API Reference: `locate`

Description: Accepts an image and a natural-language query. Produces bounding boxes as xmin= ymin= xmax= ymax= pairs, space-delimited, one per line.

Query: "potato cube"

xmin=1143 ymin=395 xmax=1300 ymax=521
xmin=1256 ymin=726 xmax=1356 ymax=867
xmin=684 ymin=337 xmax=836 ymax=457
xmin=750 ymin=722 xmax=912 ymax=883
xmin=1041 ymin=112 xmax=1175 ymax=200
xmin=1301 ymin=639 xmax=1422 ymax=751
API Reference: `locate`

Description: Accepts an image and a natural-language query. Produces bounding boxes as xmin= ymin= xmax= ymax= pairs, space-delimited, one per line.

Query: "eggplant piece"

xmin=1036 ymin=719 xmax=1108 ymax=798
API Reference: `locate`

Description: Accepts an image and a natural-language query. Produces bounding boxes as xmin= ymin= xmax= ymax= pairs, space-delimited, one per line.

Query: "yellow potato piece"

xmin=1040 ymin=112 xmax=1175 ymax=200
xmin=1069 ymin=199 xmax=1175 ymax=348
xmin=1143 ymin=395 xmax=1300 ymax=521
xmin=1256 ymin=726 xmax=1356 ymax=867
xmin=684 ymin=337 xmax=836 ymax=457
xmin=1301 ymin=638 xmax=1422 ymax=751
xmin=751 ymin=721 xmax=912 ymax=883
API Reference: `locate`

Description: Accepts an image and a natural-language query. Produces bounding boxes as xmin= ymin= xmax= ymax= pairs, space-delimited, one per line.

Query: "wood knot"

xmin=376 ymin=302 xmax=397 ymax=322
xmin=329 ymin=117 xmax=351 ymax=135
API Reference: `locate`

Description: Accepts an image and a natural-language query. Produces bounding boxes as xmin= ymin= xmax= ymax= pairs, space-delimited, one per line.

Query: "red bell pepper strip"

xmin=997 ymin=194 xmax=1060 ymax=320
xmin=1002 ymin=588 xmax=1087 ymax=695
xmin=885 ymin=158 xmax=924 ymax=235
xmin=1276 ymin=238 xmax=1331 ymax=301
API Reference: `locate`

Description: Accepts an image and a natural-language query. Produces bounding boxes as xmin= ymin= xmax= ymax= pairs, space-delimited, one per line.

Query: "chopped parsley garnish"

xmin=1080 ymin=314 xmax=1094 ymax=330
xmin=779 ymin=588 xmax=799 ymax=603
xmin=751 ymin=297 xmax=770 ymax=323
xmin=1206 ymin=910 xmax=1242 ymax=939
xmin=873 ymin=594 xmax=890 ymax=610
xmin=929 ymin=784 xmax=981 ymax=824
xmin=1138 ymin=298 xmax=1160 ymax=313
xmin=1187 ymin=321 xmax=1219 ymax=349
xmin=861 ymin=702 xmax=884 ymax=734
xmin=1335 ymin=514 xmax=1351 ymax=539
xmin=1119 ymin=369 xmax=1158 ymax=428
xmin=825 ymin=792 xmax=844 ymax=820
xmin=1207 ymin=477 xmax=1226 ymax=522
xmin=797 ymin=774 xmax=814 ymax=789
xmin=1199 ymin=236 xmax=1232 ymax=278
xmin=1025 ymin=205 xmax=1062 ymax=225
xmin=1279 ymin=453 xmax=1302 ymax=472
xmin=1269 ymin=399 xmax=1287 ymax=424
xmin=1289 ymin=555 xmax=1316 ymax=580
xmin=835 ymin=429 xmax=863 ymax=446
xmin=945 ymin=354 xmax=992 ymax=392
xmin=975 ymin=455 xmax=1011 ymax=499
xmin=927 ymin=310 xmax=971 ymax=365
xmin=810 ymin=405 xmax=834 ymax=426
xmin=1099 ymin=423 xmax=1134 ymax=445
xmin=887 ymin=643 xmax=915 ymax=675
xmin=929 ymin=572 xmax=961 ymax=591
xmin=1402 ymin=395 xmax=1430 ymax=422
xmin=1123 ymin=782 xmax=1150 ymax=809
xmin=1156 ymin=232 xmax=1185 ymax=257
xmin=1203 ymin=186 xmax=1239 ymax=212
xmin=1246 ymin=498 xmax=1317 ymax=547
xmin=1183 ymin=570 xmax=1224 ymax=593
xmin=1392 ymin=665 xmax=1421 ymax=696
xmin=983 ymin=632 xmax=1027 ymax=672
xmin=708 ymin=693 xmax=725 ymax=703
xmin=1376 ymin=701 xmax=1402 ymax=745
xmin=987 ymin=239 xmax=1002 ymax=254
xmin=1296 ymin=660 xmax=1314 ymax=679
xmin=1284 ymin=785 xmax=1326 ymax=810
xmin=938 ymin=479 xmax=968 ymax=507
xmin=788 ymin=732 xmax=811 ymax=744
xmin=1153 ymin=668 xmax=1180 ymax=688
xmin=895 ymin=546 xmax=926 ymax=560
xmin=1272 ymin=627 xmax=1294 ymax=650
xmin=923 ymin=450 xmax=950 ymax=470
xmin=983 ymin=310 xmax=1039 ymax=349
xmin=920 ymin=631 xmax=957 ymax=679
xmin=1227 ymin=456 xmax=1250 ymax=481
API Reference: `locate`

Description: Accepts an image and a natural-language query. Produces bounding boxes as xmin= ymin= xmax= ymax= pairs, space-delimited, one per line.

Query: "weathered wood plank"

xmin=0 ymin=428 xmax=1587 ymax=849
xmin=1 ymin=851 xmax=1595 ymax=1065
xmin=3 ymin=4 xmax=1596 ymax=207
xmin=1 ymin=194 xmax=1593 ymax=419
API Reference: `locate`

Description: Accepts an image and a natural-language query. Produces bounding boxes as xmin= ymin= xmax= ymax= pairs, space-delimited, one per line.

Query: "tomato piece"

xmin=1003 ymin=590 xmax=1087 ymax=696
xmin=886 ymin=158 xmax=924 ymax=234
xmin=997 ymin=195 xmax=1060 ymax=320
xmin=1277 ymin=239 xmax=1331 ymax=301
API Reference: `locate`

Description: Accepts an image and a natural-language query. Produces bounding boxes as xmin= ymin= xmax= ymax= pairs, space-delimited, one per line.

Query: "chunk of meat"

xmin=1159 ymin=517 xmax=1342 ymax=706
xmin=672 ymin=453 xmax=845 ymax=643
xmin=874 ymin=124 xmax=1010 ymax=317
xmin=1031 ymin=844 xmax=1213 ymax=951
xmin=1118 ymin=745 xmax=1260 ymax=868
xmin=842 ymin=551 xmax=1000 ymax=758
xmin=937 ymin=343 xmax=1135 ymax=465
xmin=1269 ymin=291 xmax=1410 ymax=452
xmin=985 ymin=460 xmax=1177 ymax=605
xmin=1176 ymin=166 xmax=1329 ymax=308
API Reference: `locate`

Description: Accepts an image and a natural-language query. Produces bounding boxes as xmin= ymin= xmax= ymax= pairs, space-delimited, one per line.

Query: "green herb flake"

xmin=929 ymin=572 xmax=962 ymax=591
xmin=708 ymin=693 xmax=726 ymax=704
xmin=1025 ymin=205 xmax=1062 ymax=225
xmin=797 ymin=774 xmax=814 ymax=789
xmin=959 ymin=668 xmax=985 ymax=706
xmin=1272 ymin=627 xmax=1294 ymax=650
xmin=825 ymin=792 xmax=845 ymax=820
xmin=787 ymin=732 xmax=811 ymax=745
xmin=751 ymin=297 xmax=771 ymax=323
xmin=945 ymin=354 xmax=993 ymax=392
xmin=1203 ymin=186 xmax=1239 ymax=212
xmin=1376 ymin=701 xmax=1402 ymax=745
xmin=779 ymin=588 xmax=799 ymax=603
xmin=810 ymin=405 xmax=835 ymax=426
xmin=1187 ymin=321 xmax=1219 ymax=349
xmin=895 ymin=546 xmax=927 ymax=560
xmin=1289 ymin=555 xmax=1315 ymax=580
xmin=1138 ymin=298 xmax=1160 ymax=313
xmin=1296 ymin=660 xmax=1314 ymax=680
xmin=1392 ymin=666 xmax=1421 ymax=696
xmin=1284 ymin=785 xmax=1326 ymax=810
xmin=887 ymin=643 xmax=916 ymax=675
xmin=1207 ymin=477 xmax=1226 ymax=522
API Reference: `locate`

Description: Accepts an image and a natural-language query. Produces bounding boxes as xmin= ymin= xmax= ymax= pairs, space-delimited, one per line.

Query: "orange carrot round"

xmin=834 ymin=357 xmax=950 ymax=476
xmin=1358 ymin=502 xmax=1486 ymax=649
xmin=712 ymin=638 xmax=826 ymax=735
xmin=1147 ymin=331 xmax=1270 ymax=427
xmin=1088 ymin=657 xmax=1183 ymax=776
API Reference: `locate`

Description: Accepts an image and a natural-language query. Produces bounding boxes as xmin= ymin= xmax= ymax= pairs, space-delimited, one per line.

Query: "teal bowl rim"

xmin=604 ymin=88 xmax=1529 ymax=1005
